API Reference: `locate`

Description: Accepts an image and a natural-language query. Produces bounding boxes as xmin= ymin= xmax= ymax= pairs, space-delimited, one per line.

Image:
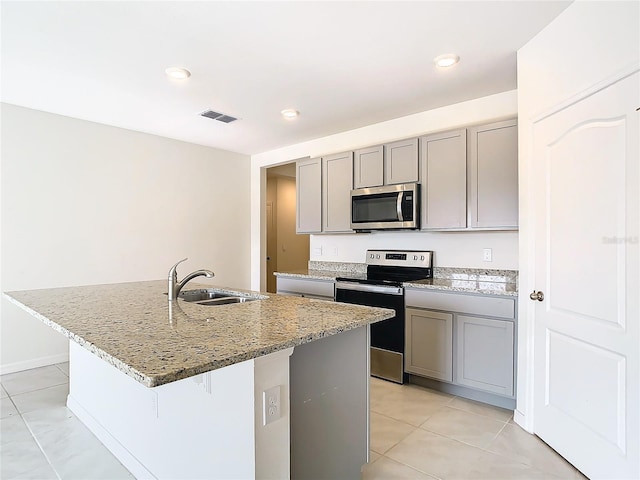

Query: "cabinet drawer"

xmin=405 ymin=289 xmax=515 ymax=319
xmin=276 ymin=277 xmax=335 ymax=298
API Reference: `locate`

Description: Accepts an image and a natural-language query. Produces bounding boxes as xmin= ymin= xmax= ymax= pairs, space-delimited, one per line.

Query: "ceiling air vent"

xmin=200 ymin=110 xmax=238 ymax=123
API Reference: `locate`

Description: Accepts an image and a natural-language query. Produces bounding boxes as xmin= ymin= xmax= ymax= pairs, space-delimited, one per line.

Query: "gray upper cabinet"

xmin=468 ymin=119 xmax=518 ymax=229
xmin=296 ymin=157 xmax=322 ymax=234
xmin=420 ymin=129 xmax=467 ymax=229
xmin=353 ymin=138 xmax=419 ymax=188
xmin=384 ymin=138 xmax=419 ymax=185
xmin=322 ymin=151 xmax=354 ymax=233
xmin=353 ymin=145 xmax=383 ymax=189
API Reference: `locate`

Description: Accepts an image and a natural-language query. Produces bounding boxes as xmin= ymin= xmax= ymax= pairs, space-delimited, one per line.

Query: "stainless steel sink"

xmin=196 ymin=297 xmax=256 ymax=306
xmin=178 ymin=288 xmax=259 ymax=306
xmin=178 ymin=289 xmax=233 ymax=302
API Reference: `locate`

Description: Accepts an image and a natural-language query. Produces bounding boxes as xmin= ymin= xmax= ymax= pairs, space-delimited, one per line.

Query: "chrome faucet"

xmin=168 ymin=258 xmax=214 ymax=301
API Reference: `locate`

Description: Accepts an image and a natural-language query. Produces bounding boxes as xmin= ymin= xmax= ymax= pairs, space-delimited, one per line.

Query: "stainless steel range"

xmin=334 ymin=250 xmax=433 ymax=383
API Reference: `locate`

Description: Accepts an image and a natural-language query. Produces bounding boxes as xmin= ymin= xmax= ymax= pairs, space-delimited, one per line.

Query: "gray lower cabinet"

xmin=405 ymin=308 xmax=453 ymax=381
xmin=467 ymin=119 xmax=518 ymax=229
xmin=296 ymin=157 xmax=322 ymax=234
xmin=456 ymin=315 xmax=514 ymax=396
xmin=322 ymin=152 xmax=353 ymax=233
xmin=405 ymin=288 xmax=516 ymax=403
xmin=276 ymin=276 xmax=334 ymax=300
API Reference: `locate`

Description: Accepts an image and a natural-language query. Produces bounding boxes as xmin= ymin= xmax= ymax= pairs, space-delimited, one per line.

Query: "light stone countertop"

xmin=275 ymin=268 xmax=518 ymax=297
xmin=4 ymin=280 xmax=394 ymax=388
xmin=402 ymin=278 xmax=518 ymax=297
xmin=274 ymin=269 xmax=366 ymax=281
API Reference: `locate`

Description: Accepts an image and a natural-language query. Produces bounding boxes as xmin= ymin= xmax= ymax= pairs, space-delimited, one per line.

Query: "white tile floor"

xmin=1 ymin=365 xmax=586 ymax=479
xmin=1 ymin=363 xmax=133 ymax=480
xmin=363 ymin=377 xmax=587 ymax=480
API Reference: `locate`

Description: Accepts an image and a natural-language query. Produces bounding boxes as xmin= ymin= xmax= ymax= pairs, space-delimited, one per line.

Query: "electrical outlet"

xmin=262 ymin=385 xmax=281 ymax=425
xmin=312 ymin=247 xmax=322 ymax=257
xmin=483 ymin=248 xmax=493 ymax=262
xmin=331 ymin=246 xmax=338 ymax=257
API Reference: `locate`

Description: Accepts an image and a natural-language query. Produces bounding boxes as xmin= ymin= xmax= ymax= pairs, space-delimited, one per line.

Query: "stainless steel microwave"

xmin=350 ymin=183 xmax=420 ymax=231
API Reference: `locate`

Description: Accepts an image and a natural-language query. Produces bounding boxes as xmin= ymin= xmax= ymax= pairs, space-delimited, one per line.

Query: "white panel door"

xmin=532 ymin=71 xmax=639 ymax=479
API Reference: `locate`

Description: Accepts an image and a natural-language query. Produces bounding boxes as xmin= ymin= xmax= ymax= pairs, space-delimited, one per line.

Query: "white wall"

xmin=516 ymin=0 xmax=639 ymax=429
xmin=275 ymin=176 xmax=310 ymax=273
xmin=1 ymin=104 xmax=251 ymax=373
xmin=251 ymin=90 xmax=519 ymax=290
xmin=310 ymin=231 xmax=517 ymax=269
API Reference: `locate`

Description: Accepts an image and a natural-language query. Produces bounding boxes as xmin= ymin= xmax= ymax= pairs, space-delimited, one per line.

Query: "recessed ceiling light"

xmin=281 ymin=109 xmax=300 ymax=120
xmin=433 ymin=54 xmax=460 ymax=68
xmin=165 ymin=67 xmax=191 ymax=80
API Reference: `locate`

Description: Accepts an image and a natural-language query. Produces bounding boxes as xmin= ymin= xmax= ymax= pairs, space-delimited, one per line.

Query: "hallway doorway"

xmin=266 ymin=163 xmax=310 ymax=293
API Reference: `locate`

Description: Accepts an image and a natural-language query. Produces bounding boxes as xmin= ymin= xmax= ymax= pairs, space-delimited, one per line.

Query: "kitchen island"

xmin=5 ymin=280 xmax=394 ymax=479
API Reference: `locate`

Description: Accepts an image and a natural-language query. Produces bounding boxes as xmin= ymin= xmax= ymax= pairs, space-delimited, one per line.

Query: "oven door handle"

xmin=335 ymin=281 xmax=403 ymax=296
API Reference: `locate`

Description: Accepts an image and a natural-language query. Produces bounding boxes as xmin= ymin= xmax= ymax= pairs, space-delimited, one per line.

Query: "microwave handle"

xmin=397 ymin=192 xmax=404 ymax=222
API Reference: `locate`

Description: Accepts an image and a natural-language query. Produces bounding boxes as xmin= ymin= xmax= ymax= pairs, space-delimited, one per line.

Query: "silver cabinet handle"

xmin=530 ymin=290 xmax=544 ymax=302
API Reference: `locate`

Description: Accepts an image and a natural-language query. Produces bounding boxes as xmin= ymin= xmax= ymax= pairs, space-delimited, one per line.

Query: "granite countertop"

xmin=402 ymin=278 xmax=518 ymax=296
xmin=274 ymin=269 xmax=367 ymax=281
xmin=4 ymin=280 xmax=393 ymax=388
xmin=275 ymin=264 xmax=518 ymax=297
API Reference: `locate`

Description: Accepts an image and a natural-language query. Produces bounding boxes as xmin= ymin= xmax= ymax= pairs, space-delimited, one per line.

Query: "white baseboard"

xmin=67 ymin=394 xmax=155 ymax=480
xmin=514 ymin=409 xmax=534 ymax=433
xmin=0 ymin=353 xmax=69 ymax=375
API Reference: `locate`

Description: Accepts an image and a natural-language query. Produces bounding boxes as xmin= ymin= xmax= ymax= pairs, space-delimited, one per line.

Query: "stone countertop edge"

xmin=3 ymin=281 xmax=394 ymax=388
xmin=273 ymin=270 xmax=339 ymax=281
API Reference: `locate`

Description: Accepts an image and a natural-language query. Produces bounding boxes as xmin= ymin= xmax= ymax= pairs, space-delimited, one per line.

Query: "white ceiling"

xmin=1 ymin=1 xmax=571 ymax=155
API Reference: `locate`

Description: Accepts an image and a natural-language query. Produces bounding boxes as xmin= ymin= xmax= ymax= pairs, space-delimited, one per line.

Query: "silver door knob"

xmin=530 ymin=290 xmax=544 ymax=302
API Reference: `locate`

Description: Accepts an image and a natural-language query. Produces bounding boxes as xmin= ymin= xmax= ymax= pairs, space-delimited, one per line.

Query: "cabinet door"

xmin=468 ymin=119 xmax=518 ymax=229
xmin=420 ymin=129 xmax=467 ymax=229
xmin=405 ymin=308 xmax=453 ymax=381
xmin=384 ymin=138 xmax=419 ymax=185
xmin=455 ymin=315 xmax=514 ymax=396
xmin=322 ymin=152 xmax=354 ymax=232
xmin=296 ymin=158 xmax=322 ymax=233
xmin=353 ymin=145 xmax=383 ymax=188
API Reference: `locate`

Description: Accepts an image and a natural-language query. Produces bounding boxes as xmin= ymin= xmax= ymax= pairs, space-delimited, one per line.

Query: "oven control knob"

xmin=413 ymin=255 xmax=418 ymax=260
xmin=376 ymin=254 xmax=380 ymax=259
xmin=421 ymin=255 xmax=425 ymax=261
xmin=370 ymin=254 xmax=374 ymax=259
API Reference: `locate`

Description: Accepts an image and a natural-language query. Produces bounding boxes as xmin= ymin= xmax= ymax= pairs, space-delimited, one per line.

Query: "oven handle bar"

xmin=335 ymin=281 xmax=403 ymax=296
